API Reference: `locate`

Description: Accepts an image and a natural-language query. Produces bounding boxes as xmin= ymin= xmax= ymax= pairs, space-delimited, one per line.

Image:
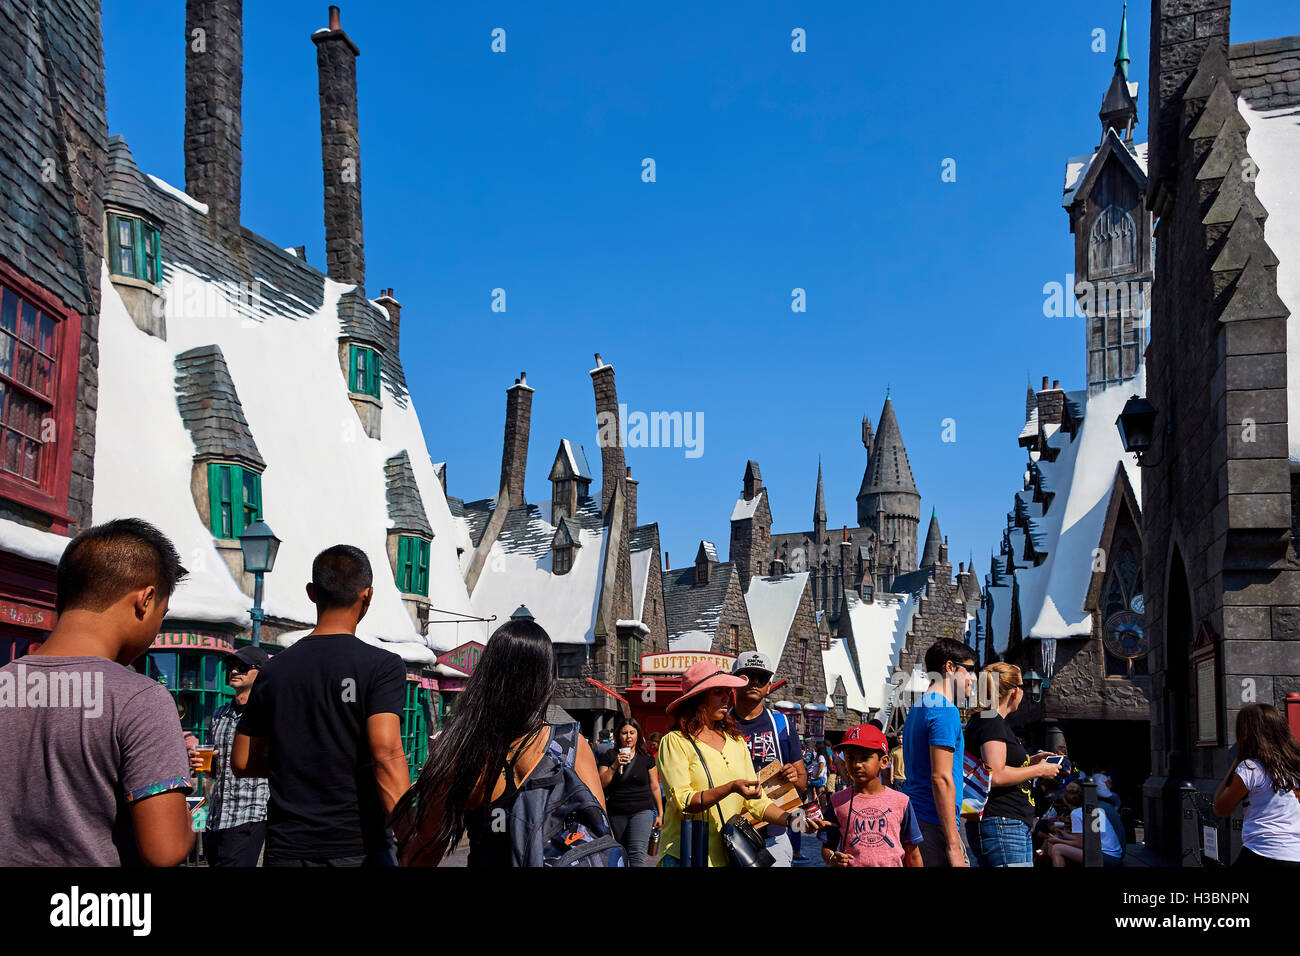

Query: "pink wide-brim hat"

xmin=665 ymin=660 xmax=749 ymax=716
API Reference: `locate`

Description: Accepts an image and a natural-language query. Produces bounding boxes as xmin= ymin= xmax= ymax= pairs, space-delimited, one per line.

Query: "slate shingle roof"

xmin=103 ymin=139 xmax=412 ymax=406
xmin=173 ymin=344 xmax=266 ymax=470
xmin=384 ymin=450 xmax=432 ymax=537
xmin=629 ymin=523 xmax=658 ymax=554
xmin=459 ymin=494 xmax=602 ymax=557
xmin=663 ymin=560 xmax=735 ymax=642
xmin=1 ymin=0 xmax=108 ymax=314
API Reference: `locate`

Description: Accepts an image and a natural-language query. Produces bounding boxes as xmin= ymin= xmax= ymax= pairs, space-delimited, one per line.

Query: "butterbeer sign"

xmin=640 ymin=651 xmax=737 ymax=675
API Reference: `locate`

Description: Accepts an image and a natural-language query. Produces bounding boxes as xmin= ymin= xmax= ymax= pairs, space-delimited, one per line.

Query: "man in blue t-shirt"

xmin=901 ymin=638 xmax=978 ymax=868
xmin=731 ymin=652 xmax=807 ymax=866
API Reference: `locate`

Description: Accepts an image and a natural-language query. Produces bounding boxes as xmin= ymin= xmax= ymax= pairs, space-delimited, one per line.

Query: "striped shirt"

xmin=207 ymin=701 xmax=269 ymax=830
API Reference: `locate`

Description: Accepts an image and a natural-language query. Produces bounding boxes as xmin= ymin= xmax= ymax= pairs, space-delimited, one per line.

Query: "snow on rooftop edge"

xmin=146 ymin=174 xmax=208 ymax=215
xmin=1240 ymin=102 xmax=1300 ymax=466
xmin=744 ymin=572 xmax=808 ymax=665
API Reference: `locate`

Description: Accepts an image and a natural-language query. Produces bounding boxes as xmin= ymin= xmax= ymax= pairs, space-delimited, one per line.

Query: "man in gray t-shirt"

xmin=0 ymin=518 xmax=195 ymax=866
xmin=0 ymin=658 xmax=192 ymax=865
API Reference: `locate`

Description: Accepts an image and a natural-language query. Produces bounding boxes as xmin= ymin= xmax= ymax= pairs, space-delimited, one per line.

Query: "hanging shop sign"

xmin=150 ymin=631 xmax=235 ymax=653
xmin=437 ymin=641 xmax=486 ymax=676
xmin=639 ymin=651 xmax=737 ymax=675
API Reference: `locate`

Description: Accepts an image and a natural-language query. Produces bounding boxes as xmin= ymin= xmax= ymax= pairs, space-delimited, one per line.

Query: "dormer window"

xmin=695 ymin=559 xmax=709 ymax=585
xmin=551 ymin=517 xmax=581 ymax=576
xmin=349 ymin=345 xmax=381 ymax=397
xmin=107 ymin=212 xmax=162 ymax=285
xmin=207 ymin=463 xmax=262 ymax=539
xmin=396 ymin=535 xmax=430 ymax=596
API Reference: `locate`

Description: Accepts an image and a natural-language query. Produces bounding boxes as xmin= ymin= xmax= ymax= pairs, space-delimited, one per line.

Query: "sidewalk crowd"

xmin=2 ymin=519 xmax=1298 ymax=869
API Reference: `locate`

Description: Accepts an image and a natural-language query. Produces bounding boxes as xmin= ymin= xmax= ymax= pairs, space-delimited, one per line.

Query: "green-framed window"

xmin=107 ymin=213 xmax=162 ymax=284
xmin=349 ymin=345 xmax=381 ymax=397
xmin=146 ymin=650 xmax=234 ymax=746
xmin=207 ymin=463 xmax=262 ymax=539
xmin=396 ymin=535 xmax=430 ymax=596
xmin=402 ymin=680 xmax=431 ymax=781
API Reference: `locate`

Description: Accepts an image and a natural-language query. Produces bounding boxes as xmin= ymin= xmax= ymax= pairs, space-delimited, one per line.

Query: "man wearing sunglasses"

xmin=901 ymin=637 xmax=979 ymax=867
xmin=731 ymin=651 xmax=807 ymax=865
xmin=197 ymin=646 xmax=271 ymax=866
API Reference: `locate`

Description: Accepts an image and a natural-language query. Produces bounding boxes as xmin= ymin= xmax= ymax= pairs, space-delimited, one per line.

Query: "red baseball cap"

xmin=835 ymin=724 xmax=888 ymax=753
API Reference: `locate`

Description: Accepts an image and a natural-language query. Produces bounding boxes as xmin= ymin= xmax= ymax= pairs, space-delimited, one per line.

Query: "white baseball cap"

xmin=731 ymin=651 xmax=774 ymax=679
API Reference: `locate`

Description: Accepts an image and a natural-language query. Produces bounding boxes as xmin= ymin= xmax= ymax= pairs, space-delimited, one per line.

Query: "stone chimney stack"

xmin=185 ymin=0 xmax=243 ymax=237
xmin=499 ymin=372 xmax=533 ymax=507
xmin=625 ymin=466 xmax=638 ymax=528
xmin=1148 ymin=0 xmax=1231 ymax=210
xmin=313 ymin=5 xmax=365 ymax=288
xmin=1036 ymin=377 xmax=1066 ymax=427
xmin=590 ymin=354 xmax=625 ymax=515
xmin=375 ymin=287 xmax=400 ymax=350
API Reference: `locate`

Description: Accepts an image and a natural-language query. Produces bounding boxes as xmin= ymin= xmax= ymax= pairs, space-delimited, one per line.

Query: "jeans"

xmin=609 ymin=809 xmax=657 ymax=867
xmin=979 ymin=815 xmax=1034 ymax=868
xmin=206 ymin=820 xmax=265 ymax=867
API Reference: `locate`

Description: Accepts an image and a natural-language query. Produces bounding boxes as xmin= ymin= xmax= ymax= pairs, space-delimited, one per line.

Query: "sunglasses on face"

xmin=738 ymin=671 xmax=772 ymax=685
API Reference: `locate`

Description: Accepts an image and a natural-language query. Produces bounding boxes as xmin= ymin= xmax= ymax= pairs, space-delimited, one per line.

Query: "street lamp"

xmin=1116 ymin=395 xmax=1160 ymax=464
xmin=1024 ymin=669 xmax=1044 ymax=703
xmin=239 ymin=519 xmax=281 ymax=647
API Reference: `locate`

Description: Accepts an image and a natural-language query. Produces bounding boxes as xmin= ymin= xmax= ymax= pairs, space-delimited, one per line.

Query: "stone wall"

xmin=769 ymin=579 xmax=826 ymax=712
xmin=897 ymin=561 xmax=975 ymax=676
xmin=313 ymin=16 xmax=364 ymax=287
xmin=184 ymin=0 xmax=242 ymax=235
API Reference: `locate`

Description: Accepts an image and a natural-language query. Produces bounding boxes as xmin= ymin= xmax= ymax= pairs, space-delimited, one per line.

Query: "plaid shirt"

xmin=207 ymin=701 xmax=269 ymax=831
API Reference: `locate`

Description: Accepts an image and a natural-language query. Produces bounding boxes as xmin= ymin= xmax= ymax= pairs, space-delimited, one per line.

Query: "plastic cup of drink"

xmin=195 ymin=747 xmax=216 ymax=773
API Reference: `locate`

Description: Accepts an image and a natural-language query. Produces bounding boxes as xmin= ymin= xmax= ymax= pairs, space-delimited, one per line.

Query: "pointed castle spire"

xmin=921 ymin=508 xmax=942 ymax=569
xmin=1115 ymin=2 xmax=1130 ymax=80
xmin=1099 ymin=4 xmax=1139 ymax=143
xmin=813 ymin=458 xmax=827 ymax=543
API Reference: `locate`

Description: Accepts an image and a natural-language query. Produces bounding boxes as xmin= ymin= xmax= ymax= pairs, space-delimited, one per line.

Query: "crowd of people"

xmin=1 ymin=518 xmax=1298 ymax=869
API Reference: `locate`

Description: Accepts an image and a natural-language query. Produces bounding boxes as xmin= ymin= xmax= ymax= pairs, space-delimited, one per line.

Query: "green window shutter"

xmin=370 ymin=351 xmax=381 ymax=396
xmin=207 ymin=463 xmax=222 ymax=535
xmin=396 ymin=535 xmax=410 ymax=591
xmin=134 ymin=221 xmax=147 ymax=282
xmin=107 ymin=214 xmax=121 ymax=277
xmin=416 ymin=539 xmax=430 ymax=595
xmin=254 ymin=471 xmax=263 ymax=520
xmin=349 ymin=346 xmax=360 ymax=392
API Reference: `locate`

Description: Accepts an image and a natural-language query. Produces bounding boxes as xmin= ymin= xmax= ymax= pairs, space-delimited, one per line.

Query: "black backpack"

xmin=503 ymin=723 xmax=627 ymax=867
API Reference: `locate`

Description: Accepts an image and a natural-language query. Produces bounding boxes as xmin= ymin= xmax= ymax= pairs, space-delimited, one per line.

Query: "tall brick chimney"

xmin=499 ymin=373 xmax=533 ymax=507
xmin=185 ymin=0 xmax=243 ymax=236
xmin=313 ymin=5 xmax=365 ymax=289
xmin=625 ymin=465 xmax=638 ymax=527
xmin=590 ymin=354 xmax=625 ymax=515
xmin=1148 ymin=0 xmax=1231 ymax=209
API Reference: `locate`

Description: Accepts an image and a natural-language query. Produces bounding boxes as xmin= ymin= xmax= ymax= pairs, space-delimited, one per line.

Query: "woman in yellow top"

xmin=656 ymin=660 xmax=812 ymax=866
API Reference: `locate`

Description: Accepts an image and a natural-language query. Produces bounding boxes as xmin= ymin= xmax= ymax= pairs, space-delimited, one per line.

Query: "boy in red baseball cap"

xmin=822 ymin=724 xmax=923 ymax=867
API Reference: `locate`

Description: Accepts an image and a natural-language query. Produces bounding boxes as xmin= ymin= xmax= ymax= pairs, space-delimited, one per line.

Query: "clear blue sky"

xmin=103 ymin=2 xmax=1296 ymax=580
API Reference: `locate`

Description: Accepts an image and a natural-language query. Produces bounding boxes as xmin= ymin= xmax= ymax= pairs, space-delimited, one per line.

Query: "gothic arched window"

xmin=1101 ymin=542 xmax=1147 ymax=678
xmin=1089 ymin=205 xmax=1137 ymax=277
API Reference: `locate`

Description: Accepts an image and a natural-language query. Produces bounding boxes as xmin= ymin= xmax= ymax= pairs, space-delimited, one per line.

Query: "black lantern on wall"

xmin=1116 ymin=395 xmax=1159 ymax=463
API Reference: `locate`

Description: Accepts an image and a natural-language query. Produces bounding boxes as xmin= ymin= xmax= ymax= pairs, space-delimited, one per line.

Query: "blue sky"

xmin=103 ymin=1 xmax=1296 ymax=581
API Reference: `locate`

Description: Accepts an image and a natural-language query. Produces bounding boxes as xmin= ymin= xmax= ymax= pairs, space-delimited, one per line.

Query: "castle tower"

xmin=920 ymin=508 xmax=942 ymax=569
xmin=857 ymin=394 xmax=921 ymax=575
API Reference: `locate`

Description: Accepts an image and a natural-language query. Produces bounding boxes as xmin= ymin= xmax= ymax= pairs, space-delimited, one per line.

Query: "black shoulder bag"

xmin=685 ymin=734 xmax=775 ymax=868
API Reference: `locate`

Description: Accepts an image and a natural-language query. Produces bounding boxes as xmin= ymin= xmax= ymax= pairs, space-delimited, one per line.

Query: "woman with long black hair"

xmin=394 ymin=617 xmax=606 ymax=866
xmin=597 ymin=715 xmax=663 ymax=866
xmin=1213 ymin=703 xmax=1300 ymax=867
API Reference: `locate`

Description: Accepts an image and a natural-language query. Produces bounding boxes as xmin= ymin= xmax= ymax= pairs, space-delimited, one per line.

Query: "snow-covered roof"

xmin=1239 ymin=102 xmax=1300 ymax=466
xmin=0 ymin=519 xmax=71 ymax=566
xmin=668 ymin=631 xmax=713 ymax=652
xmin=827 ymin=590 xmax=915 ymax=713
xmin=466 ymin=499 xmax=608 ymax=645
xmin=631 ymin=546 xmax=654 ymax=621
xmin=730 ymin=490 xmax=765 ymax=522
xmin=987 ymin=583 xmax=1014 ymax=656
xmin=91 ymin=151 xmax=480 ymax=661
xmin=1008 ymin=380 xmax=1143 ymax=640
xmin=1062 ymin=140 xmax=1149 ymax=207
xmin=744 ymin=572 xmax=808 ymax=665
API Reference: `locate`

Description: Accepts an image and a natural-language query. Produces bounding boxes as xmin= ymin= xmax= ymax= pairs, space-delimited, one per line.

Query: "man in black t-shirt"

xmin=234 ymin=545 xmax=411 ymax=866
